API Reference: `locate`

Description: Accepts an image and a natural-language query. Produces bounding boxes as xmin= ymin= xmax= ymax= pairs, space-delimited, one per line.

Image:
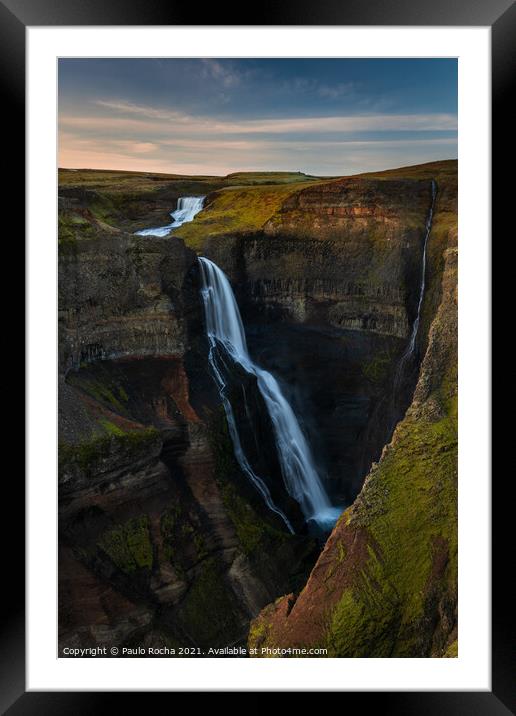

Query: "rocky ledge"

xmin=248 ymin=232 xmax=458 ymax=657
xmin=58 ymin=160 xmax=457 ymax=655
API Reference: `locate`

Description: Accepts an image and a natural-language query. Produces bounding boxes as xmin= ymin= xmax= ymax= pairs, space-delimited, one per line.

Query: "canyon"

xmin=58 ymin=160 xmax=457 ymax=656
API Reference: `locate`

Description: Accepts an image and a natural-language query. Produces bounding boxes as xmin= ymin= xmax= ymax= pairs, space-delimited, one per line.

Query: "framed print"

xmin=3 ymin=0 xmax=511 ymax=708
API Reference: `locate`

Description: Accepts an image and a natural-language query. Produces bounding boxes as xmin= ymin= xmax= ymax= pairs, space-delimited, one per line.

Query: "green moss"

xmin=58 ymin=168 xmax=317 ymax=190
xmin=326 ymin=544 xmax=401 ymax=657
xmin=58 ymin=168 xmax=321 ymax=238
xmin=208 ymin=410 xmax=288 ymax=556
xmin=357 ymin=159 xmax=457 ymax=183
xmin=325 ymin=541 xmax=347 ymax=581
xmin=98 ymin=515 xmax=153 ymax=573
xmin=221 ymin=480 xmax=288 ymax=556
xmin=319 ymin=244 xmax=458 ymax=656
xmin=100 ymin=419 xmax=125 ymax=437
xmin=160 ymin=504 xmax=208 ymax=572
xmin=59 ymin=436 xmax=112 ymax=474
xmin=87 ymin=193 xmax=117 ymax=224
xmin=164 ymin=507 xmax=184 ymax=538
xmin=362 ymin=349 xmax=396 ymax=384
xmin=67 ymin=372 xmax=128 ymax=414
xmin=59 ymin=426 xmax=160 ymax=477
xmin=176 ymin=557 xmax=241 ymax=647
xmin=175 ymin=181 xmax=320 ymax=251
xmin=324 ymin=392 xmax=457 ymax=656
xmin=58 ymin=213 xmax=76 ymax=247
xmin=122 ymin=426 xmax=160 ymax=447
xmin=58 ymin=209 xmax=97 ymax=246
xmin=249 ymin=620 xmax=267 ymax=644
xmin=224 ymin=171 xmax=318 ymax=185
xmin=444 ymin=639 xmax=458 ymax=657
xmin=193 ymin=532 xmax=208 ymax=560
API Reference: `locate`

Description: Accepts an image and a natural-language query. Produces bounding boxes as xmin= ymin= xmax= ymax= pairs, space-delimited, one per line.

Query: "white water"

xmin=393 ymin=180 xmax=437 ymax=392
xmin=199 ymin=256 xmax=342 ymax=533
xmin=135 ymin=196 xmax=205 ymax=236
xmin=404 ymin=179 xmax=437 ymax=357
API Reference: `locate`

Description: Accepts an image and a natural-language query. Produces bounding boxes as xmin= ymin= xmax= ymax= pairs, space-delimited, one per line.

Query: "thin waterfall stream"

xmin=392 ymin=180 xmax=437 ymax=407
xmin=198 ymin=257 xmax=342 ymax=533
xmin=133 ymin=185 xmax=436 ymax=535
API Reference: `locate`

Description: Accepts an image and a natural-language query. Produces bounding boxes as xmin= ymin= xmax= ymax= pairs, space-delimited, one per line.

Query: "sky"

xmin=58 ymin=58 xmax=457 ymax=176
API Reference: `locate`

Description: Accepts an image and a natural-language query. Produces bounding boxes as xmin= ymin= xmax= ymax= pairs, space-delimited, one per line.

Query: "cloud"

xmin=200 ymin=59 xmax=242 ymax=87
xmin=131 ymin=142 xmax=158 ymax=153
xmin=59 ymin=98 xmax=457 ymax=176
xmin=95 ymin=100 xmax=189 ymax=122
xmin=59 ymin=127 xmax=456 ymax=176
xmin=226 ymin=113 xmax=457 ymax=133
xmin=317 ymin=82 xmax=355 ymax=100
xmin=65 ymin=101 xmax=457 ymax=138
xmin=280 ymin=77 xmax=356 ymax=101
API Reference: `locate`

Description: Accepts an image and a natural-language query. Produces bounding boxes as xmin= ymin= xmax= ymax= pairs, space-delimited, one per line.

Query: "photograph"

xmin=56 ymin=57 xmax=458 ymax=659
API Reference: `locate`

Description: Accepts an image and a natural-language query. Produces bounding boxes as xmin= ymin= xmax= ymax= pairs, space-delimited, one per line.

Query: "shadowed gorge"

xmin=198 ymin=256 xmax=342 ymax=535
xmin=58 ymin=160 xmax=457 ymax=656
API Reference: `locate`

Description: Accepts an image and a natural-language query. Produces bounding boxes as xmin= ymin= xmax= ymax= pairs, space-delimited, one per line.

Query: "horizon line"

xmin=58 ymin=157 xmax=458 ymax=179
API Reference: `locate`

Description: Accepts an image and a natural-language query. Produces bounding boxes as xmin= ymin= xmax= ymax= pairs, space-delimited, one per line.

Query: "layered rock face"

xmin=58 ymin=161 xmax=457 ymax=656
xmin=208 ymin=178 xmax=432 ymax=338
xmin=58 ymin=212 xmax=317 ymax=653
xmin=59 ymin=359 xmax=316 ymax=652
xmin=248 ymin=173 xmax=458 ymax=657
xmin=59 ymin=231 xmax=198 ymax=371
xmin=203 ymin=178 xmax=436 ymax=502
xmin=58 ymin=175 xmax=225 ymax=234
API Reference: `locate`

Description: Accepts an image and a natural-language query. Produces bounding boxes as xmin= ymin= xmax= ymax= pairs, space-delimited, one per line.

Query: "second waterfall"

xmin=199 ymin=256 xmax=342 ymax=534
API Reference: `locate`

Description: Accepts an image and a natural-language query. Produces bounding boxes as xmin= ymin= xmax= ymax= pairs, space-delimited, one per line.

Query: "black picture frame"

xmin=3 ymin=0 xmax=511 ymax=710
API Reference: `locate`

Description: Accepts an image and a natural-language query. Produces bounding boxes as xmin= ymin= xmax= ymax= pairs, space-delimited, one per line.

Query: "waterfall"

xmin=404 ymin=179 xmax=436 ymax=358
xmin=393 ymin=180 xmax=437 ymax=398
xmin=135 ymin=196 xmax=205 ymax=236
xmin=199 ymin=256 xmax=342 ymax=533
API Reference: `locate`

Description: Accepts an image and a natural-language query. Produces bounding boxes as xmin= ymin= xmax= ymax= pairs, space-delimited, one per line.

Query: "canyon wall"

xmin=58 ymin=161 xmax=457 ymax=655
xmin=206 ymin=178 xmax=431 ymax=337
xmin=203 ymin=177 xmax=436 ymax=502
xmin=248 ymin=167 xmax=458 ymax=657
xmin=58 ymin=208 xmax=317 ymax=653
xmin=58 ymin=230 xmax=197 ymax=371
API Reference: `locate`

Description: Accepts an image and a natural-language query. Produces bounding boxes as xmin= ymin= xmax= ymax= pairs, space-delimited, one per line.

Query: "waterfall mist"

xmin=199 ymin=256 xmax=342 ymax=533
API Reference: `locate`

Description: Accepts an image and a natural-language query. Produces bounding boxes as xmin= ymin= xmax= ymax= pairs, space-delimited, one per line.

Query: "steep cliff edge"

xmin=248 ymin=168 xmax=457 ymax=656
xmin=58 ymin=203 xmax=317 ymax=653
xmin=58 ymin=230 xmax=197 ymax=371
xmin=202 ymin=165 xmax=455 ymax=503
xmin=58 ymin=161 xmax=457 ymax=655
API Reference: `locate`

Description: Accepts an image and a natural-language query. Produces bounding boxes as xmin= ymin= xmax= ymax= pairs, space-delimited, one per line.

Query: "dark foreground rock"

xmin=58 ymin=161 xmax=457 ymax=655
xmin=248 ymin=171 xmax=458 ymax=657
xmin=58 ymin=223 xmax=317 ymax=653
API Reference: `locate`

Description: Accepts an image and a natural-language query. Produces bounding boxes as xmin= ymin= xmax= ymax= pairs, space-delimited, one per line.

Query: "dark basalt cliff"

xmin=249 ymin=165 xmax=458 ymax=658
xmin=58 ymin=161 xmax=457 ymax=655
xmin=58 ymin=220 xmax=316 ymax=653
xmin=203 ymin=177 xmax=437 ymax=502
xmin=249 ymin=247 xmax=457 ymax=657
xmin=208 ymin=177 xmax=431 ymax=338
xmin=59 ymin=231 xmax=197 ymax=370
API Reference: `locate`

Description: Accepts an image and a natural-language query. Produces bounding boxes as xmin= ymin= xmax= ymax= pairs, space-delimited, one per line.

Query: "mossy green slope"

xmin=98 ymin=515 xmax=154 ymax=574
xmin=327 ymin=392 xmax=457 ymax=656
xmin=178 ymin=160 xmax=456 ymax=251
xmin=248 ymin=168 xmax=458 ymax=657
xmin=171 ymin=181 xmax=321 ymax=250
